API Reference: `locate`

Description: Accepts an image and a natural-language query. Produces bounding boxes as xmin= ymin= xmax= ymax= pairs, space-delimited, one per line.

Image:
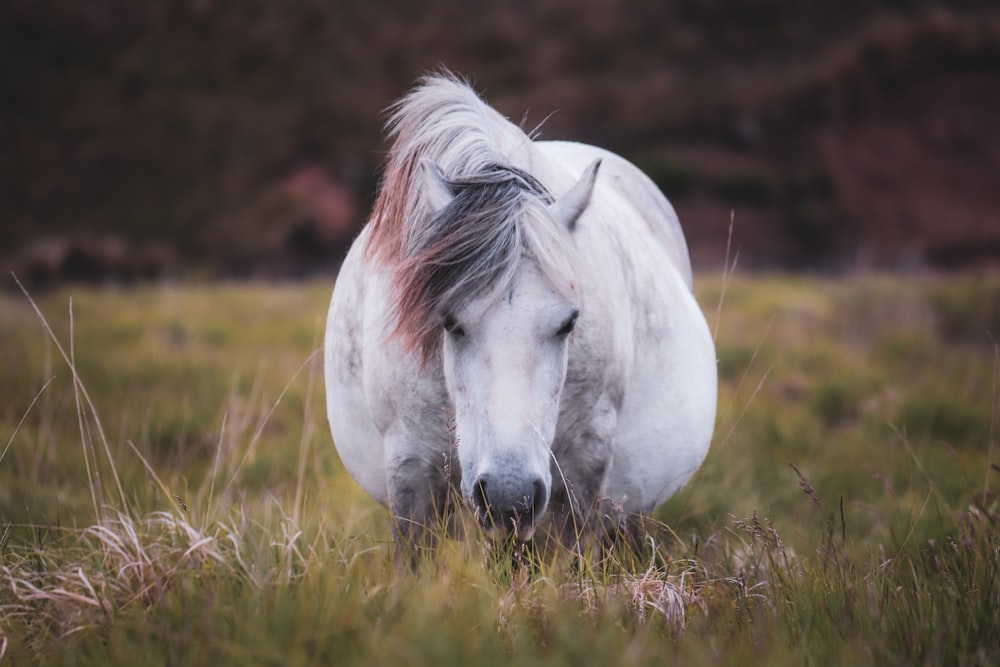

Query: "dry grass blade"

xmin=213 ymin=347 xmax=322 ymax=520
xmin=789 ymin=463 xmax=821 ymax=508
xmin=626 ymin=565 xmax=702 ymax=632
xmin=0 ymin=375 xmax=54 ymax=466
xmin=0 ymin=508 xmax=246 ymax=640
xmin=293 ymin=343 xmax=322 ymax=530
xmin=712 ymin=210 xmax=739 ymax=343
xmin=12 ymin=273 xmax=127 ymax=515
xmin=987 ymin=337 xmax=998 ymax=498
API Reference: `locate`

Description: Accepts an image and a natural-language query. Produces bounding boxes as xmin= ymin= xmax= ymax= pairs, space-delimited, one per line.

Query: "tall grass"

xmin=0 ymin=273 xmax=997 ymax=665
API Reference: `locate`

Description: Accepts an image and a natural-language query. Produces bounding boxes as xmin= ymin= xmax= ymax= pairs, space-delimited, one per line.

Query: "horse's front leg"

xmin=545 ymin=456 xmax=611 ymax=551
xmin=543 ymin=401 xmax=618 ymax=553
xmin=386 ymin=453 xmax=453 ymax=568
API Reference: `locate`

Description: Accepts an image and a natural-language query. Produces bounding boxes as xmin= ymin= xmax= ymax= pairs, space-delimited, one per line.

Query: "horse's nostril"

xmin=532 ymin=478 xmax=548 ymax=517
xmin=472 ymin=473 xmax=548 ymax=536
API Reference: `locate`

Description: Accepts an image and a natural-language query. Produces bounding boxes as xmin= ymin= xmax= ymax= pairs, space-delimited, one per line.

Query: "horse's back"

xmin=535 ymin=140 xmax=693 ymax=289
xmin=537 ymin=140 xmax=716 ymax=514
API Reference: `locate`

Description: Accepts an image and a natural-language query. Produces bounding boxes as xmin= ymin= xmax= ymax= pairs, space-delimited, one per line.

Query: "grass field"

xmin=1 ymin=273 xmax=998 ymax=665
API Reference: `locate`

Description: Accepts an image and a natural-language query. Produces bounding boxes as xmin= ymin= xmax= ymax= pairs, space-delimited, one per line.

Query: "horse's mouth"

xmin=482 ymin=524 xmax=536 ymax=545
xmin=472 ymin=505 xmax=539 ymax=543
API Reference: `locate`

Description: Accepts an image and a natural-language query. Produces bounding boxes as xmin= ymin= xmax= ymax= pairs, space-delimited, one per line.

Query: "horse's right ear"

xmin=421 ymin=159 xmax=454 ymax=213
xmin=548 ymin=159 xmax=601 ymax=232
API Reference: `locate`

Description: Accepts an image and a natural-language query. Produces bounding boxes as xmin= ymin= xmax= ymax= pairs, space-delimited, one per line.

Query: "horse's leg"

xmin=386 ymin=454 xmax=451 ymax=569
xmin=542 ymin=399 xmax=618 ymax=553
xmin=538 ymin=448 xmax=613 ymax=557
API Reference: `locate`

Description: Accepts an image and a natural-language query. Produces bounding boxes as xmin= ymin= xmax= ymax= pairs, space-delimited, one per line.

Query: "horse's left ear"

xmin=421 ymin=159 xmax=454 ymax=213
xmin=548 ymin=159 xmax=601 ymax=232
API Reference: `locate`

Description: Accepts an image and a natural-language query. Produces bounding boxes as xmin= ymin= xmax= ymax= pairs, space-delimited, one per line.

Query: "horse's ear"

xmin=421 ymin=159 xmax=454 ymax=213
xmin=548 ymin=158 xmax=601 ymax=232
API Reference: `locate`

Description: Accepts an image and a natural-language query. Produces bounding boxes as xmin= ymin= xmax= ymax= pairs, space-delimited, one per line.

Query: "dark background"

xmin=3 ymin=0 xmax=999 ymax=286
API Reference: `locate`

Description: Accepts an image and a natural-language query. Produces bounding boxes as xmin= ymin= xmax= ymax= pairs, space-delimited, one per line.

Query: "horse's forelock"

xmin=364 ymin=74 xmax=569 ymax=363
xmin=393 ymin=178 xmax=526 ymax=363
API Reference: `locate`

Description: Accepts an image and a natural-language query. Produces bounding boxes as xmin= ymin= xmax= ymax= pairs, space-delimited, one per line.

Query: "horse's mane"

xmin=367 ymin=73 xmax=575 ymax=363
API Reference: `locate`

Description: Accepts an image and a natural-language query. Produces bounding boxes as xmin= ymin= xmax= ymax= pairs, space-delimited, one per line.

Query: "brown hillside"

xmin=2 ymin=1 xmax=998 ymax=283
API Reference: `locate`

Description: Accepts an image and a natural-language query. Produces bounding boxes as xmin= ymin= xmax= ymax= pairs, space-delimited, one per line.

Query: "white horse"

xmin=324 ymin=73 xmax=716 ymax=552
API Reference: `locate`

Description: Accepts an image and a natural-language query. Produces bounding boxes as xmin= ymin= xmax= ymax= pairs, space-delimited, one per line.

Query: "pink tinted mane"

xmin=366 ymin=152 xmax=415 ymax=268
xmin=366 ymin=73 xmax=496 ymax=268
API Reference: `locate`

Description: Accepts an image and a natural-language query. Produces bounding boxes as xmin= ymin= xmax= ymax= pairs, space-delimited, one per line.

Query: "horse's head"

xmin=443 ymin=258 xmax=579 ymax=539
xmin=426 ymin=160 xmax=601 ymax=540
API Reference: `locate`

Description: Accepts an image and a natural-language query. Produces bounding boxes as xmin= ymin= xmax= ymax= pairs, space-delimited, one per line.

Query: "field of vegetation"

xmin=1 ymin=272 xmax=998 ymax=665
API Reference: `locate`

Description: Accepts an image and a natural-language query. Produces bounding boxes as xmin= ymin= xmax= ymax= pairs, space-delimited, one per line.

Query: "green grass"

xmin=1 ymin=273 xmax=998 ymax=665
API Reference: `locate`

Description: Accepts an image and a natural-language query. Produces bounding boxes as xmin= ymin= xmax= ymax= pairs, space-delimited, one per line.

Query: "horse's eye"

xmin=556 ymin=310 xmax=580 ymax=338
xmin=443 ymin=314 xmax=466 ymax=338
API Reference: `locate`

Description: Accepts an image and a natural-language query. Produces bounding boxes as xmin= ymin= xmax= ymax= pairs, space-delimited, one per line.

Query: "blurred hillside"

xmin=3 ymin=0 xmax=999 ymax=285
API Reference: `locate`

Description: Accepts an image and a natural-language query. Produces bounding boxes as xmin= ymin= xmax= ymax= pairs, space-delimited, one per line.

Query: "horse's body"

xmin=324 ymin=75 xmax=716 ymax=549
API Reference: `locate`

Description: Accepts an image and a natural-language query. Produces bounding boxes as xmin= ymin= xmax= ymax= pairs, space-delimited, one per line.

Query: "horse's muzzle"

xmin=470 ymin=473 xmax=548 ymax=541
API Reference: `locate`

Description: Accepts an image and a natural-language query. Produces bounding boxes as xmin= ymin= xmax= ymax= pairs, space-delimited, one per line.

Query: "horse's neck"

xmin=484 ymin=128 xmax=536 ymax=174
